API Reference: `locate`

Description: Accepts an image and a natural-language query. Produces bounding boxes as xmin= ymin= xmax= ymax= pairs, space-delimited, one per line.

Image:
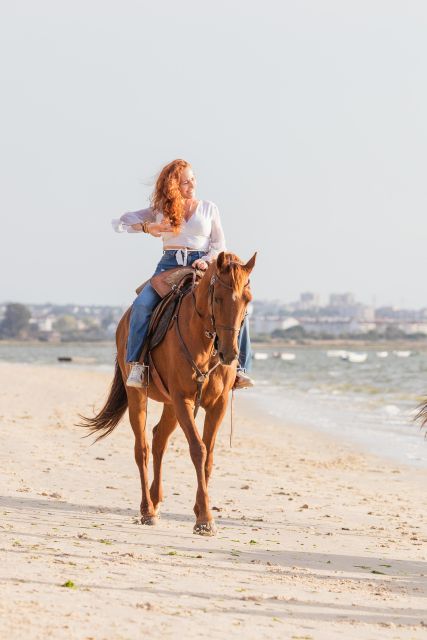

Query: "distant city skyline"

xmin=3 ymin=287 xmax=427 ymax=312
xmin=1 ymin=2 xmax=426 ymax=308
xmin=3 ymin=291 xmax=426 ymax=342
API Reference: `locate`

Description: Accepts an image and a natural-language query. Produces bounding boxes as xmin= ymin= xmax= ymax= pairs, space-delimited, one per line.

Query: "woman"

xmin=113 ymin=159 xmax=253 ymax=390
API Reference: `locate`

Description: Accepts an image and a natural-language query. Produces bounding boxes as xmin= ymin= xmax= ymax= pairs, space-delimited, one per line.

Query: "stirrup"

xmin=126 ymin=363 xmax=149 ymax=389
xmin=233 ymin=371 xmax=255 ymax=390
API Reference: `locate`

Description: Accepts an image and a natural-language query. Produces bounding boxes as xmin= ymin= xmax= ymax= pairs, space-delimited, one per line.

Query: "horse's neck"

xmin=179 ymin=266 xmax=214 ymax=352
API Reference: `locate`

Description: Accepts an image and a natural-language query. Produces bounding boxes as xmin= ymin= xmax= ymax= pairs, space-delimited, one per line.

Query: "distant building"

xmin=298 ymin=292 xmax=320 ymax=309
xmin=399 ymin=322 xmax=427 ymax=335
xmin=299 ymin=317 xmax=376 ymax=336
xmin=374 ymin=319 xmax=427 ymax=336
xmin=36 ymin=316 xmax=55 ymax=332
xmin=329 ymin=293 xmax=355 ymax=307
xmin=250 ymin=315 xmax=299 ymax=335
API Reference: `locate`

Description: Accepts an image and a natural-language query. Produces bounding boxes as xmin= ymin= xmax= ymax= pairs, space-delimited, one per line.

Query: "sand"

xmin=0 ymin=362 xmax=426 ymax=639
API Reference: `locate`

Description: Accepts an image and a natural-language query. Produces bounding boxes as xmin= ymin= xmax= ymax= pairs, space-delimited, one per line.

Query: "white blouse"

xmin=112 ymin=200 xmax=226 ymax=262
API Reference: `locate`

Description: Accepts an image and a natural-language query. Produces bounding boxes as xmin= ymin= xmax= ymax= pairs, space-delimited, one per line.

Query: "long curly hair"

xmin=151 ymin=159 xmax=190 ymax=230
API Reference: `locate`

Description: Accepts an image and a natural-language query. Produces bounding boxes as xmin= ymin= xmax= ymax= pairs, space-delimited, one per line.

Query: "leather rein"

xmin=175 ymin=269 xmax=249 ymax=418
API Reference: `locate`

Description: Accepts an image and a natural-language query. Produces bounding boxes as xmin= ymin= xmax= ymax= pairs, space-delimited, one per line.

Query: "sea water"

xmin=250 ymin=347 xmax=427 ymax=468
xmin=1 ymin=342 xmax=426 ymax=468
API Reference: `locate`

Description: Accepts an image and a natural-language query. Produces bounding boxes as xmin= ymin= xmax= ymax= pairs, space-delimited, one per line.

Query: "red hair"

xmin=151 ymin=159 xmax=190 ymax=230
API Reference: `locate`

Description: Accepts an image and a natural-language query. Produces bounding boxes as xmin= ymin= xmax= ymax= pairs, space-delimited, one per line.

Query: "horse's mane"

xmin=218 ymin=252 xmax=250 ymax=297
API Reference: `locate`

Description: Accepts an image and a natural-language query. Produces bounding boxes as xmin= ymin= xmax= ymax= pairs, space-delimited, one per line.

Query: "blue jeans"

xmin=126 ymin=250 xmax=252 ymax=372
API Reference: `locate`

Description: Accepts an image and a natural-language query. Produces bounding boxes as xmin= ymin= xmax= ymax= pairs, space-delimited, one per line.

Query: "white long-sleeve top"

xmin=112 ymin=200 xmax=226 ymax=262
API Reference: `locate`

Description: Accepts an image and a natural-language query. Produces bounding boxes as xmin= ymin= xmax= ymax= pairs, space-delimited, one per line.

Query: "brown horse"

xmin=80 ymin=251 xmax=256 ymax=535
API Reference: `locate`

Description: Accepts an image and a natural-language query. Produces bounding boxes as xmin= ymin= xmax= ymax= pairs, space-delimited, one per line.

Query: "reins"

xmin=174 ymin=289 xmax=220 ymax=418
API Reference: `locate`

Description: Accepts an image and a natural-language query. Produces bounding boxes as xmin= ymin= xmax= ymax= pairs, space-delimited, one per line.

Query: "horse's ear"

xmin=243 ymin=252 xmax=257 ymax=273
xmin=216 ymin=251 xmax=225 ymax=271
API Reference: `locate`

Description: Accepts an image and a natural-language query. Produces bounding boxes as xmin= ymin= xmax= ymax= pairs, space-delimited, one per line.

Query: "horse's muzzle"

xmin=218 ymin=351 xmax=238 ymax=366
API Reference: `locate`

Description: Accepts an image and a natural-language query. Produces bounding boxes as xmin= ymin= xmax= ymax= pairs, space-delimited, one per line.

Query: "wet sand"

xmin=0 ymin=363 xmax=426 ymax=639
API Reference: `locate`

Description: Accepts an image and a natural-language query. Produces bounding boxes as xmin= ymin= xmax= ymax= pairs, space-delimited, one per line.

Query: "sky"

xmin=1 ymin=0 xmax=426 ymax=308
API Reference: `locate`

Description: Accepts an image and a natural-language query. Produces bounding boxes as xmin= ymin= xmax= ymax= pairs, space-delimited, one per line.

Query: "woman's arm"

xmin=112 ymin=208 xmax=173 ymax=236
xmin=112 ymin=208 xmax=155 ymax=233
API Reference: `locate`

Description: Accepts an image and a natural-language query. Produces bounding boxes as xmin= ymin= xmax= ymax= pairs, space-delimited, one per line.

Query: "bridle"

xmin=192 ymin=270 xmax=250 ymax=340
xmin=207 ymin=272 xmax=250 ymax=337
xmin=176 ymin=267 xmax=250 ymax=418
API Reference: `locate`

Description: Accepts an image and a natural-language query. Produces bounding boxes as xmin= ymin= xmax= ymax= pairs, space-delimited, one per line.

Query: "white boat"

xmin=327 ymin=350 xmax=348 ymax=359
xmin=376 ymin=351 xmax=389 ymax=358
xmin=393 ymin=350 xmax=411 ymax=358
xmin=342 ymin=352 xmax=367 ymax=363
xmin=280 ymin=352 xmax=296 ymax=361
xmin=253 ymin=352 xmax=269 ymax=361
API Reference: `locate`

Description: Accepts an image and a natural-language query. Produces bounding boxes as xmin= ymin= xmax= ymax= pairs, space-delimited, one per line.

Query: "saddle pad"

xmin=138 ymin=271 xmax=197 ymax=364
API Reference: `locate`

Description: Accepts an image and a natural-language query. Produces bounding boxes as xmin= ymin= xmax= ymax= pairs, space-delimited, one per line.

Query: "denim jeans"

xmin=126 ymin=250 xmax=252 ymax=372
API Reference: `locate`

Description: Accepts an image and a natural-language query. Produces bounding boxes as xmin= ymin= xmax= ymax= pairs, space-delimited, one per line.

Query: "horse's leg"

xmin=127 ymin=388 xmax=156 ymax=525
xmin=149 ymin=404 xmax=178 ymax=515
xmin=193 ymin=396 xmax=227 ymax=518
xmin=173 ymin=397 xmax=215 ymax=536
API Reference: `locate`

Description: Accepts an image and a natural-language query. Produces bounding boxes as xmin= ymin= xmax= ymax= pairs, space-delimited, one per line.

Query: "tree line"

xmin=0 ymin=303 xmax=31 ymax=338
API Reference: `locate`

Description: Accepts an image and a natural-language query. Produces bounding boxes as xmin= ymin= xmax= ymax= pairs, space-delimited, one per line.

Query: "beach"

xmin=1 ymin=362 xmax=426 ymax=639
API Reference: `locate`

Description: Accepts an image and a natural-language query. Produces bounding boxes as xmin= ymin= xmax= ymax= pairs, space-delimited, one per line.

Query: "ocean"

xmin=1 ymin=342 xmax=426 ymax=468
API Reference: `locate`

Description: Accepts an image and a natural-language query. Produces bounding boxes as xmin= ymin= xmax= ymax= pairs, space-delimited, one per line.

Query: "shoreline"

xmin=236 ymin=391 xmax=427 ymax=470
xmin=1 ymin=360 xmax=426 ymax=470
xmin=1 ymin=363 xmax=426 ymax=639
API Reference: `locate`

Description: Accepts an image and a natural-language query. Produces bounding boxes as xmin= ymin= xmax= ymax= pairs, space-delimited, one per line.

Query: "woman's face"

xmin=179 ymin=166 xmax=197 ymax=200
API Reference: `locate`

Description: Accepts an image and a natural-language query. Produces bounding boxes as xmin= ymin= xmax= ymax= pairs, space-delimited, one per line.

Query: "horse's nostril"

xmin=219 ymin=352 xmax=225 ymax=363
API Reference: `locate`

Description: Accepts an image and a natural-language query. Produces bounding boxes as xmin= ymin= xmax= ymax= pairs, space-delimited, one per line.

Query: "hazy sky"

xmin=1 ymin=1 xmax=426 ymax=308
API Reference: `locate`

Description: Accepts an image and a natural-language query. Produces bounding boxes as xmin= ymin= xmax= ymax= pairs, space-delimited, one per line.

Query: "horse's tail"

xmin=415 ymin=399 xmax=427 ymax=430
xmin=78 ymin=358 xmax=128 ymax=442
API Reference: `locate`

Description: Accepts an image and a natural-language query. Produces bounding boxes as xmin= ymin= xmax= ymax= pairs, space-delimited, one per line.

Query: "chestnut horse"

xmin=80 ymin=251 xmax=256 ymax=536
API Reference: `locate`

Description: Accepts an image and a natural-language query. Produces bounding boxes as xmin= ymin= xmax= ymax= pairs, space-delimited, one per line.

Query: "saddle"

xmin=136 ymin=267 xmax=204 ymax=366
xmin=136 ymin=266 xmax=200 ymax=297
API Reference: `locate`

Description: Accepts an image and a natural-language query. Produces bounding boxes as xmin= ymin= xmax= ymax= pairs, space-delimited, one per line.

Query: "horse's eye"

xmin=214 ymin=297 xmax=221 ymax=304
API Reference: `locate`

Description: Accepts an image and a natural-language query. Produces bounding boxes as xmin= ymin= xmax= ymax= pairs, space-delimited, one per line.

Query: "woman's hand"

xmin=130 ymin=219 xmax=173 ymax=237
xmin=192 ymin=258 xmax=209 ymax=271
xmin=148 ymin=219 xmax=173 ymax=237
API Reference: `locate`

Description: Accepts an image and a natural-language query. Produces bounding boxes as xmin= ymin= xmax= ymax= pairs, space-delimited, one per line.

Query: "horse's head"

xmin=210 ymin=251 xmax=257 ymax=366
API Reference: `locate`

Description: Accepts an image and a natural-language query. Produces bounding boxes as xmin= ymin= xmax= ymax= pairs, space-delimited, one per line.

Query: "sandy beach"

xmin=0 ymin=362 xmax=426 ymax=639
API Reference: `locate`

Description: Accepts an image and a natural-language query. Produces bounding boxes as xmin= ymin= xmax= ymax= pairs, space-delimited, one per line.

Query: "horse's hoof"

xmin=193 ymin=521 xmax=217 ymax=536
xmin=140 ymin=515 xmax=157 ymax=526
